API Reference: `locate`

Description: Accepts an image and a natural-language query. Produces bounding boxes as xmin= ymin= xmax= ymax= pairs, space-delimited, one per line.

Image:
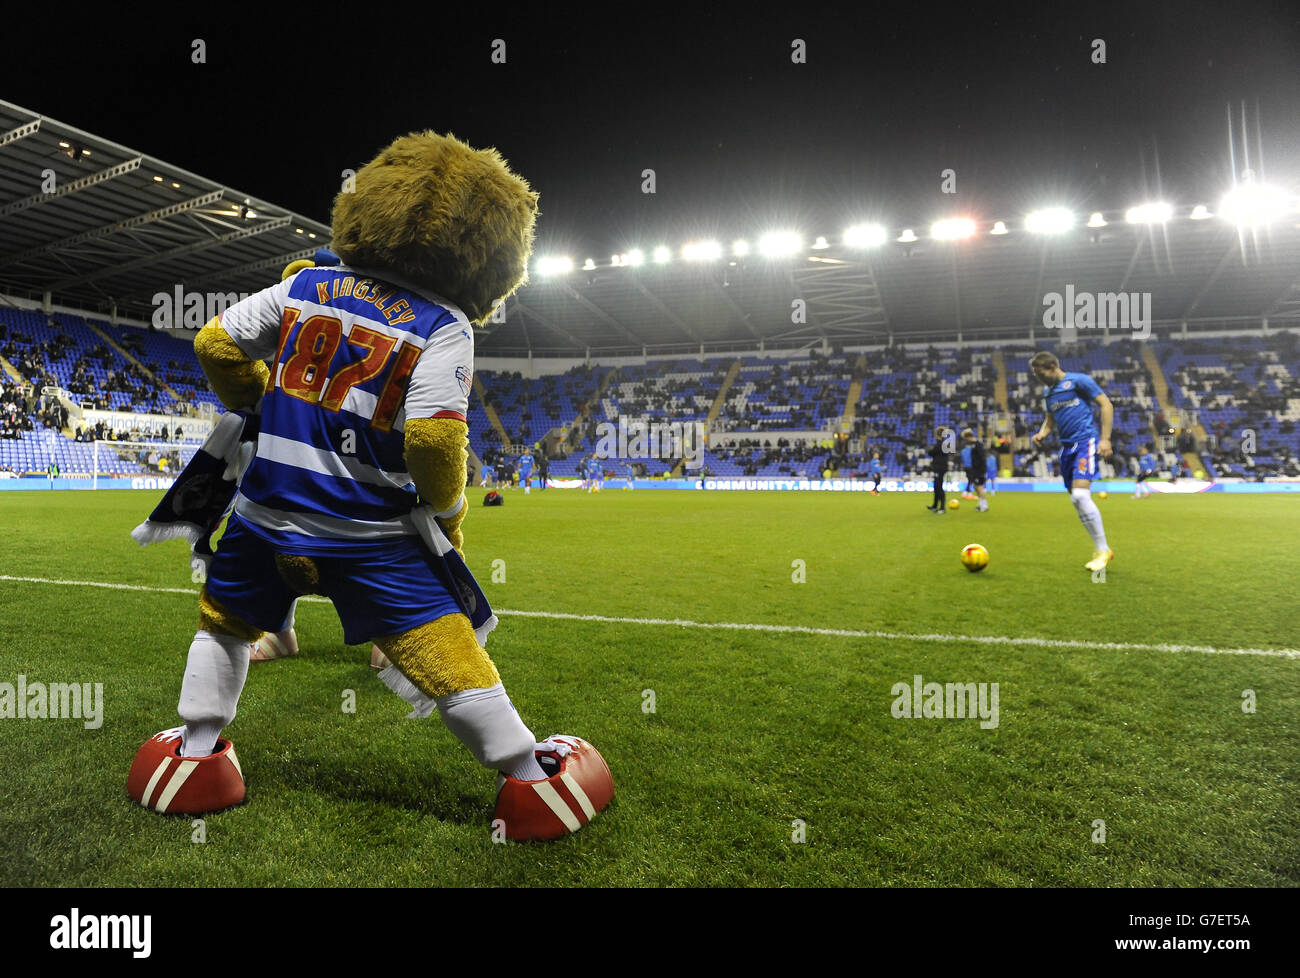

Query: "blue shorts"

xmin=1060 ymin=439 xmax=1099 ymax=491
xmin=204 ymin=513 xmax=463 ymax=645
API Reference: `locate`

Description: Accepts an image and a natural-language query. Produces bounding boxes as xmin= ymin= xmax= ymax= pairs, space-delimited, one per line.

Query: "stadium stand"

xmin=3 ymin=301 xmax=1298 ymax=483
xmin=1161 ymin=333 xmax=1300 ymax=478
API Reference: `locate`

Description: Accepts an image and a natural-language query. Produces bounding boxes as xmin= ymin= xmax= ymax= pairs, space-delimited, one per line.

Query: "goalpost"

xmin=90 ymin=440 xmax=201 ymax=489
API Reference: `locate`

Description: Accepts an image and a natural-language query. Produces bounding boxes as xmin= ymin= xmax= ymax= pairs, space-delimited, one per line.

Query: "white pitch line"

xmin=2 ymin=574 xmax=1297 ymax=660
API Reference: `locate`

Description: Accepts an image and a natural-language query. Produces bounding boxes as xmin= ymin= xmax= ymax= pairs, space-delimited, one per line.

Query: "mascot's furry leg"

xmin=374 ymin=613 xmax=614 ymax=841
xmin=126 ymin=589 xmax=259 ymax=814
xmin=375 ymin=614 xmax=538 ymax=777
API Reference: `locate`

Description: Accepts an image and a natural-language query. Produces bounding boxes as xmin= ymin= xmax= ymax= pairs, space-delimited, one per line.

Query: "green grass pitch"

xmin=1 ymin=487 xmax=1297 ymax=887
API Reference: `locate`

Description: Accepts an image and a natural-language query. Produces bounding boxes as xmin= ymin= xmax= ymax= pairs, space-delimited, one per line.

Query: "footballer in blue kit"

xmin=868 ymin=451 xmax=883 ymax=494
xmin=1030 ymin=351 xmax=1115 ymax=572
xmin=1135 ymin=445 xmax=1158 ymax=498
xmin=959 ymin=443 xmax=974 ymax=498
xmin=518 ymin=451 xmax=534 ymax=494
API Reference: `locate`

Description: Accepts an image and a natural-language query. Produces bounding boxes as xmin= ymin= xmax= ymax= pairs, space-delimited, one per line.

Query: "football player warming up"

xmin=1135 ymin=445 xmax=1157 ymax=498
xmin=517 ymin=449 xmax=534 ymax=495
xmin=1029 ymin=351 xmax=1114 ymax=572
xmin=961 ymin=429 xmax=989 ymax=512
xmin=868 ymin=451 xmax=883 ymax=494
xmin=925 ymin=427 xmax=950 ymax=514
xmin=125 ymin=131 xmax=612 ymax=841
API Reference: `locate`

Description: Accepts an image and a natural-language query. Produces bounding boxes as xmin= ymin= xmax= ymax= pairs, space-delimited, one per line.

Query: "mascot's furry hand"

xmin=407 ymin=417 xmax=471 ymax=561
xmin=280 ymin=248 xmax=339 ymax=283
xmin=437 ymin=509 xmax=465 ymax=559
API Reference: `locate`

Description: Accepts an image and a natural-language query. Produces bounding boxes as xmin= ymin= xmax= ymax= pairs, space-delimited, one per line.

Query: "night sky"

xmin=6 ymin=1 xmax=1299 ymax=260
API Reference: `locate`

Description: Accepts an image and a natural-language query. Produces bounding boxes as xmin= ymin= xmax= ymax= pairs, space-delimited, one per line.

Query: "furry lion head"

xmin=330 ymin=131 xmax=538 ymax=325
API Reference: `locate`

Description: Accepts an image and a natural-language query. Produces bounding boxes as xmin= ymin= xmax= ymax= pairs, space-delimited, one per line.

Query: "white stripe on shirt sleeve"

xmin=404 ymin=318 xmax=474 ymax=421
xmin=219 ymin=277 xmax=294 ymax=361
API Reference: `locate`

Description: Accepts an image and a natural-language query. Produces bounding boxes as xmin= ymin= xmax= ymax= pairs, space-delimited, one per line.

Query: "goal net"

xmin=90 ymin=440 xmax=201 ymax=488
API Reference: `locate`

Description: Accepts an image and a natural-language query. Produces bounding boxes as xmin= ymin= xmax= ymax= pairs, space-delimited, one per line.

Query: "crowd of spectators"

xmin=708 ymin=435 xmax=831 ymax=477
xmin=72 ymin=420 xmax=186 ymax=443
xmin=0 ymin=381 xmax=69 ymax=439
xmin=479 ymin=363 xmax=610 ymax=449
xmin=0 ymin=319 xmax=196 ymax=415
xmin=717 ymin=351 xmax=851 ymax=431
xmin=1 ymin=382 xmax=35 ymax=440
xmin=614 ymin=362 xmax=724 ymax=421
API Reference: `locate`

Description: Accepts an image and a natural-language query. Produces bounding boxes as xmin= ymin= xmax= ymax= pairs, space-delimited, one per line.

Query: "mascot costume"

xmin=133 ymin=248 xmax=390 ymax=668
xmin=127 ymin=131 xmax=613 ymax=841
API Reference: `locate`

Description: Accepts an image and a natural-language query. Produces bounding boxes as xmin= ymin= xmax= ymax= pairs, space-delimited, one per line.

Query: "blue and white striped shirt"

xmin=218 ymin=265 xmax=474 ymax=554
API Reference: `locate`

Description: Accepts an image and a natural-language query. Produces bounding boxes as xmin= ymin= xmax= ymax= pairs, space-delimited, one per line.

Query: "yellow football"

xmin=960 ymin=543 xmax=989 ymax=572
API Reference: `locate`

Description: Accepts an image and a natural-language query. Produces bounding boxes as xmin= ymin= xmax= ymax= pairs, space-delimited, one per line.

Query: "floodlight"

xmin=843 ymin=224 xmax=886 ymax=247
xmin=758 ymin=231 xmax=803 ymax=256
xmin=535 ymin=256 xmax=574 ymax=276
xmin=931 ymin=218 xmax=976 ymax=240
xmin=1025 ymin=207 xmax=1074 ymax=234
xmin=1125 ymin=202 xmax=1173 ymax=224
xmin=1218 ymin=183 xmax=1294 ymax=227
xmin=682 ymin=240 xmax=722 ymax=261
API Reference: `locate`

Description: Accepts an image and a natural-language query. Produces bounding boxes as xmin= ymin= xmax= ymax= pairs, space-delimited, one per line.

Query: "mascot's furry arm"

xmin=194 ymin=320 xmax=267 ymax=410
xmin=406 ymin=418 xmax=469 ymax=556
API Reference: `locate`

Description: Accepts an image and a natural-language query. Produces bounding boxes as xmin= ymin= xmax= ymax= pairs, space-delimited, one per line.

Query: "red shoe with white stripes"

xmin=126 ymin=728 xmax=246 ymax=815
xmin=493 ymin=735 xmax=614 ymax=841
xmin=249 ymin=628 xmax=298 ymax=663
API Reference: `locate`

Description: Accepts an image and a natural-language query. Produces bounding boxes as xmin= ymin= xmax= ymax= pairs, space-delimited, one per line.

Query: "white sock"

xmin=178 ymin=630 xmax=251 ymax=756
xmin=436 ymin=684 xmax=544 ymax=780
xmin=181 ymin=720 xmax=225 ymax=757
xmin=281 ymin=598 xmax=297 ymax=631
xmin=1070 ymin=487 xmax=1109 ymax=551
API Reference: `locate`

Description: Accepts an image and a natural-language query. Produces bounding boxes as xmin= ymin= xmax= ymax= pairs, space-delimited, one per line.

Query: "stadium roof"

xmin=0 ymin=98 xmax=329 ymax=322
xmin=485 ymin=213 xmax=1300 ymax=356
xmin=2 ymin=98 xmax=1298 ymax=357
